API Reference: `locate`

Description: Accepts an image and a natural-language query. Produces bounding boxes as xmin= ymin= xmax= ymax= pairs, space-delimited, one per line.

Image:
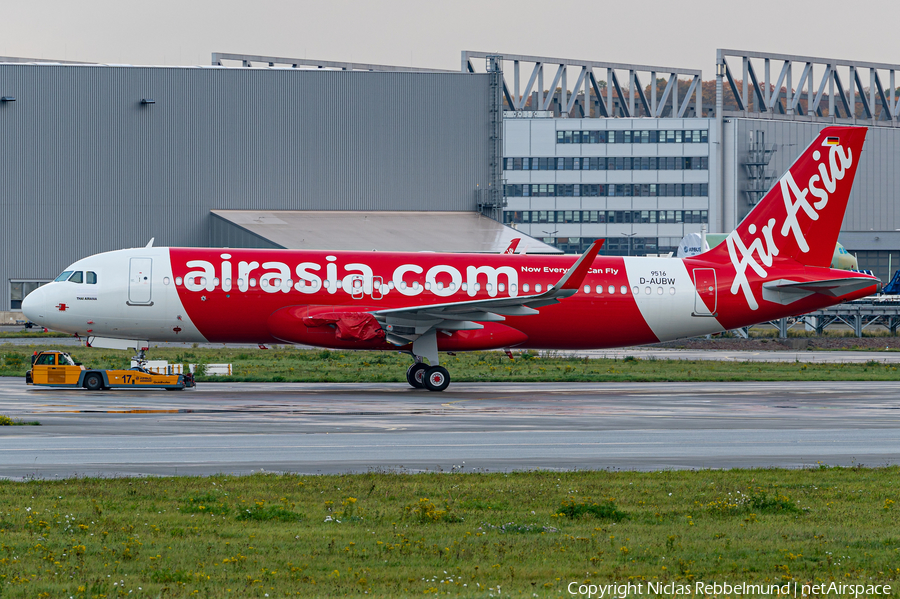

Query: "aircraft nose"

xmin=21 ymin=285 xmax=49 ymax=324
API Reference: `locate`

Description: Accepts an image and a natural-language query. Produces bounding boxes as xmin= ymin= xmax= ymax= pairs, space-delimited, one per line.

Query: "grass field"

xmin=3 ymin=345 xmax=899 ymax=596
xmin=0 ymin=468 xmax=897 ymax=597
xmin=0 ymin=332 xmax=69 ymax=339
xmin=2 ymin=344 xmax=900 ymax=383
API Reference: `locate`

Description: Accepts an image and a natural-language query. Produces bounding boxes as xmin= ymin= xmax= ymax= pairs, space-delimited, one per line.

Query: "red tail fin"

xmin=709 ymin=126 xmax=867 ymax=269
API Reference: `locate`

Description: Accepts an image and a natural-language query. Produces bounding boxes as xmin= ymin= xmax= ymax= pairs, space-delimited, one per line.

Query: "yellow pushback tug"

xmin=26 ymin=350 xmax=194 ymax=391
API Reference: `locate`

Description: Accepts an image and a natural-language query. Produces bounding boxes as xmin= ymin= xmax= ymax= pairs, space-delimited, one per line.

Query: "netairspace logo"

xmin=566 ymin=580 xmax=891 ymax=598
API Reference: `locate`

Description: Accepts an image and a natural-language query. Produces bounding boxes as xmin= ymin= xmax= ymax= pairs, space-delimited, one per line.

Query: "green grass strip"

xmin=3 ymin=345 xmax=900 ymax=382
xmin=0 ymin=332 xmax=70 ymax=338
xmin=0 ymin=468 xmax=898 ymax=597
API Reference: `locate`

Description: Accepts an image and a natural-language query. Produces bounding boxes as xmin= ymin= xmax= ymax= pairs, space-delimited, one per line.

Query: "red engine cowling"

xmin=268 ymin=305 xmax=528 ymax=351
xmin=268 ymin=305 xmax=387 ymax=349
xmin=435 ymin=323 xmax=528 ymax=351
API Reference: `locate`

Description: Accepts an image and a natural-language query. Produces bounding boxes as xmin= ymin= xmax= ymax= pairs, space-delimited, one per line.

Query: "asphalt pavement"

xmin=2 ymin=379 xmax=898 ymax=479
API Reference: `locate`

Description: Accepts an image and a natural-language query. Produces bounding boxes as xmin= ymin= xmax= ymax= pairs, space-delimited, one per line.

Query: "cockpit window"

xmin=54 ymin=270 xmax=74 ymax=282
xmin=68 ymin=271 xmax=83 ymax=284
xmin=86 ymin=271 xmax=97 ymax=284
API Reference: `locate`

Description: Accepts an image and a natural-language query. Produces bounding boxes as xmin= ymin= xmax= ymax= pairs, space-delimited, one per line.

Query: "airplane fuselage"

xmin=23 ymin=246 xmax=876 ymax=351
xmin=20 ymin=126 xmax=878 ymax=392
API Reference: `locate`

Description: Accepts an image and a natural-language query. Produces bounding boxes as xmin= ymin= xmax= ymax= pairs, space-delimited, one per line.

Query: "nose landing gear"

xmin=131 ymin=348 xmax=195 ymax=388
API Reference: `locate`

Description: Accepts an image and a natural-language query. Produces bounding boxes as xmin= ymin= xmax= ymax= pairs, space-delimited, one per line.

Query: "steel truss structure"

xmin=211 ymin=52 xmax=456 ymax=73
xmin=716 ymin=49 xmax=900 ymax=127
xmin=479 ymin=56 xmax=505 ymax=221
xmin=462 ymin=51 xmax=704 ymax=119
xmin=730 ymin=300 xmax=900 ymax=338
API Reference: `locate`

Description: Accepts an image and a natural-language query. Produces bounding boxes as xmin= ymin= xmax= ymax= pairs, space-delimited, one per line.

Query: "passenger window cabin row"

xmin=168 ymin=275 xmax=676 ymax=300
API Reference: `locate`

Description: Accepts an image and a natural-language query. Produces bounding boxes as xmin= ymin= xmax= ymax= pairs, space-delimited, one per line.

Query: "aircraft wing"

xmin=372 ymin=240 xmax=603 ymax=346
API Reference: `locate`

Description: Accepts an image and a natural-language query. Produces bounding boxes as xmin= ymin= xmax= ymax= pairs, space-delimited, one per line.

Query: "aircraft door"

xmin=692 ymin=268 xmax=717 ymax=316
xmin=128 ymin=258 xmax=153 ymax=306
xmin=348 ymin=275 xmax=364 ymax=300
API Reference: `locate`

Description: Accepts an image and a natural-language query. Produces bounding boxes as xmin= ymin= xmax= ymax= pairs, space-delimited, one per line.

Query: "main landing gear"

xmin=406 ymin=362 xmax=450 ymax=392
xmin=404 ymin=329 xmax=451 ymax=392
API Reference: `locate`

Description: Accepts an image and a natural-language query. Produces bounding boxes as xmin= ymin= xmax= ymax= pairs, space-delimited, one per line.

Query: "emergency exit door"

xmin=692 ymin=268 xmax=717 ymax=316
xmin=128 ymin=257 xmax=153 ymax=306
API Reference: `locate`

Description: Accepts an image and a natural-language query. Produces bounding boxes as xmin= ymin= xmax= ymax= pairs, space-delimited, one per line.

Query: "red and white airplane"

xmin=22 ymin=126 xmax=879 ymax=391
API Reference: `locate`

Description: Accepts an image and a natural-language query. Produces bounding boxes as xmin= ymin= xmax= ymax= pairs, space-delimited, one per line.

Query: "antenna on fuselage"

xmin=145 ymin=238 xmax=155 ymax=248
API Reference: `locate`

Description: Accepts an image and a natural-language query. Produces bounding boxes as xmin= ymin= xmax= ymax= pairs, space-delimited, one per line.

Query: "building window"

xmin=503 ymin=156 xmax=707 ymax=171
xmin=503 ymin=210 xmax=707 ymax=225
xmin=555 ymin=129 xmax=708 ymax=145
xmin=9 ymin=280 xmax=50 ymax=310
xmin=503 ymin=183 xmax=708 ymax=197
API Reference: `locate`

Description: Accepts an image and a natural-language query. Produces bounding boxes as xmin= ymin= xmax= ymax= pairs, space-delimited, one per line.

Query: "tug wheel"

xmin=84 ymin=373 xmax=104 ymax=391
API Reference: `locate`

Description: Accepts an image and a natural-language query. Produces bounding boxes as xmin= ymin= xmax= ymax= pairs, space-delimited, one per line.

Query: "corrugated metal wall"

xmin=730 ymin=119 xmax=900 ymax=234
xmin=0 ymin=64 xmax=492 ymax=310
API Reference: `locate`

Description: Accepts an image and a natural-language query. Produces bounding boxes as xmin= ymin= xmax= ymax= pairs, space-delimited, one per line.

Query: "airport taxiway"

xmin=1 ymin=378 xmax=899 ymax=479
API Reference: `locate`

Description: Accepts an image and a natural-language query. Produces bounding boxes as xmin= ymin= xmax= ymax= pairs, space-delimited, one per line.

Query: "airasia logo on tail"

xmin=726 ymin=138 xmax=854 ymax=310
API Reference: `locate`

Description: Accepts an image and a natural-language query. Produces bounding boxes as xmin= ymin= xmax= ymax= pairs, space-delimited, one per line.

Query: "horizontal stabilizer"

xmin=761 ymin=277 xmax=880 ymax=305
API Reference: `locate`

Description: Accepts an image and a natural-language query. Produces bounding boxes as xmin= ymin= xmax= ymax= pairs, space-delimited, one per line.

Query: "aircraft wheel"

xmin=406 ymin=363 xmax=428 ymax=389
xmin=423 ymin=366 xmax=450 ymax=392
xmin=84 ymin=373 xmax=104 ymax=391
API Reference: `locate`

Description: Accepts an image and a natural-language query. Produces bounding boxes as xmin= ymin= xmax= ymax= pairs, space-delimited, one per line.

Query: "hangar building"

xmin=463 ymin=50 xmax=900 ymax=281
xmin=0 ymin=53 xmax=554 ymax=316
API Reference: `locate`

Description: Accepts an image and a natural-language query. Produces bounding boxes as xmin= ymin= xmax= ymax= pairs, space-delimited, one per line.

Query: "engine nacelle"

xmin=435 ymin=323 xmax=528 ymax=351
